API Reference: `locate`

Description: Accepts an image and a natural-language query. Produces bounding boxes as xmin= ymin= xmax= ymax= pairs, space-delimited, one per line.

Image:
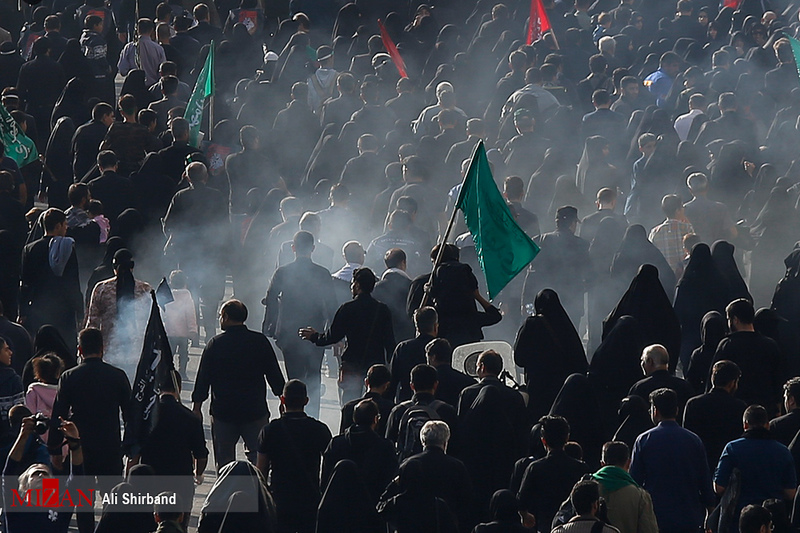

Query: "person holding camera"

xmin=2 ymin=415 xmax=84 ymax=533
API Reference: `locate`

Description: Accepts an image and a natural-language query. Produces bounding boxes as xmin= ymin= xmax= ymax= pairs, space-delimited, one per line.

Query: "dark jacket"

xmin=385 ymin=392 xmax=458 ymax=444
xmin=71 ymin=120 xmax=109 ymax=180
xmin=769 ymin=409 xmax=800 ymax=447
xmin=373 ymin=271 xmax=415 ymax=343
xmin=87 ymin=170 xmax=136 ymax=223
xmin=192 ymin=325 xmax=286 ymax=422
xmin=433 ymin=364 xmax=476 ymax=408
xmin=629 ymin=370 xmax=695 ymax=415
xmin=340 ymin=391 xmax=395 ymax=436
xmin=311 ymin=293 xmax=395 ymax=371
xmin=139 ymin=394 xmax=209 ymax=476
xmin=683 ymin=388 xmax=747 ymax=471
xmin=389 ymin=333 xmax=435 ymax=403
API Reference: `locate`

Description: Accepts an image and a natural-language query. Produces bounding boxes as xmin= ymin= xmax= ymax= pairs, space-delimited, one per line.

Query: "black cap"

xmin=555 ymin=206 xmax=579 ymax=222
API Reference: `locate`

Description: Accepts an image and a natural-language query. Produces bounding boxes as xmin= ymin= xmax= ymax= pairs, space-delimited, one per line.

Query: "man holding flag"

xmin=184 ymin=41 xmax=214 ymax=147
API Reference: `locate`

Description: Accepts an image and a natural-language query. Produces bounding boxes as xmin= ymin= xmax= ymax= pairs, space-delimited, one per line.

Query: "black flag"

xmin=123 ymin=291 xmax=175 ymax=456
xmin=156 ymin=277 xmax=174 ymax=308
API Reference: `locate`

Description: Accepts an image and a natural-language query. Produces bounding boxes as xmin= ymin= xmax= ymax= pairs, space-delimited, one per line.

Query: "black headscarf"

xmin=51 ymin=78 xmax=90 ymax=128
xmin=119 ymin=69 xmax=153 ymax=111
xmin=23 ymin=324 xmax=77 ymax=386
xmin=604 ymin=264 xmax=682 ymax=372
xmin=772 ymin=247 xmax=800 ymax=323
xmin=711 ymin=240 xmax=752 ymax=304
xmin=41 ymin=116 xmax=76 ymax=209
xmin=590 ymin=315 xmax=646 ymax=399
xmin=685 ymin=311 xmax=727 ymax=393
xmin=317 ymin=460 xmax=380 ymax=533
xmin=674 ymin=243 xmax=729 ymax=369
xmin=549 ymin=373 xmax=605 ymax=468
xmin=112 ymin=248 xmax=136 ymax=314
xmin=611 ymin=224 xmax=676 ymax=298
xmin=198 ymin=461 xmax=276 ymax=533
xmin=58 ymin=39 xmax=92 ymax=83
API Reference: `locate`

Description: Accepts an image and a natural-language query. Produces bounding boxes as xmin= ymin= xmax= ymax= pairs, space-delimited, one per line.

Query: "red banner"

xmin=526 ymin=0 xmax=553 ymax=45
xmin=378 ymin=19 xmax=408 ymax=78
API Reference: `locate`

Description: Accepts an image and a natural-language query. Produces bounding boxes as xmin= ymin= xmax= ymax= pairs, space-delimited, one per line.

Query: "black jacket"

xmin=192 ymin=325 xmax=286 ymax=422
xmin=88 ymin=170 xmax=136 ymax=223
xmin=683 ymin=388 xmax=747 ymax=471
xmin=389 ymin=333 xmax=435 ymax=403
xmin=434 ymin=365 xmax=476 ymax=408
xmin=139 ymin=395 xmax=208 ymax=476
xmin=340 ymin=390 xmax=395 ymax=436
xmin=385 ymin=392 xmax=458 ymax=444
xmin=769 ymin=409 xmax=800 ymax=447
xmin=629 ymin=369 xmax=695 ymax=414
xmin=312 ymin=293 xmax=395 ymax=371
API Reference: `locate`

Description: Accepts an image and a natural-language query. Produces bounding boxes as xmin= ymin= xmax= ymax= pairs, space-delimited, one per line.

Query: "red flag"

xmin=378 ymin=19 xmax=408 ymax=78
xmin=723 ymin=0 xmax=742 ymax=7
xmin=526 ymin=0 xmax=552 ymax=45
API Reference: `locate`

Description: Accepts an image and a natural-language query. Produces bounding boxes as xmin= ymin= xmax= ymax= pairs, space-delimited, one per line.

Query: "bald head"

xmin=185 ymin=162 xmax=208 ymax=184
xmin=641 ymin=344 xmax=670 ymax=375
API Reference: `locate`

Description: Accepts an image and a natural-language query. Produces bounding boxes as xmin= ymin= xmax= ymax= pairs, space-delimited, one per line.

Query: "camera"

xmin=32 ymin=413 xmax=49 ymax=435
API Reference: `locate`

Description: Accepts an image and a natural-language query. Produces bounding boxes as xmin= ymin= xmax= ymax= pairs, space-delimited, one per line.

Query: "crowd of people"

xmin=2 ymin=0 xmax=800 ymax=531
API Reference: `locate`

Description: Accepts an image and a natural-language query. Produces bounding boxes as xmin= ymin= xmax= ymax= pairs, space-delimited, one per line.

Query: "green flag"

xmin=184 ymin=42 xmax=215 ymax=147
xmin=0 ymin=102 xmax=38 ymax=167
xmin=787 ymin=34 xmax=800 ymax=83
xmin=455 ymin=141 xmax=540 ymax=300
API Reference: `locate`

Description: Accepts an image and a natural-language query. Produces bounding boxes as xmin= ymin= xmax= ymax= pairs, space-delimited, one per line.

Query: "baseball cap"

xmin=555 ymin=206 xmax=579 ymax=222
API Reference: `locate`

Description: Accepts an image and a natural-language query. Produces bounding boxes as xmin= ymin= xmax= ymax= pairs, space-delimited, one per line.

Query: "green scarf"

xmin=592 ymin=466 xmax=639 ymax=493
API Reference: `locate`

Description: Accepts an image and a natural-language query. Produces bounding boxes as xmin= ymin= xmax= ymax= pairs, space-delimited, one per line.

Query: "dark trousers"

xmin=210 ymin=414 xmax=269 ymax=472
xmin=280 ymin=339 xmax=324 ymax=418
xmin=77 ymin=447 xmax=123 ymax=533
xmin=338 ymin=364 xmax=365 ymax=407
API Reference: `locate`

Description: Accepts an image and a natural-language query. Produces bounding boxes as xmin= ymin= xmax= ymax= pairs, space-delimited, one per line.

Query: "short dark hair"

xmin=92 ymin=102 xmax=113 ymax=122
xmin=727 ymin=298 xmax=755 ymax=324
xmin=425 ymin=338 xmax=452 ymax=363
xmin=43 ymin=208 xmax=67 ymax=232
xmin=592 ymin=89 xmax=611 ymax=106
xmin=137 ymin=18 xmax=155 ymax=36
xmin=785 ymin=377 xmax=800 ymax=403
xmin=504 ymin=176 xmax=525 ymax=200
xmin=282 ymin=379 xmax=307 ymax=408
xmin=744 ymin=405 xmax=768 ymax=428
xmin=119 ymin=94 xmax=138 ymax=115
xmin=84 ymin=14 xmax=102 ymax=29
xmin=410 ymin=364 xmax=438 ymax=391
xmin=540 ymin=415 xmax=570 ymax=449
xmin=240 ymin=125 xmax=259 ymax=148
xmin=79 ymin=328 xmax=104 ymax=355
xmin=570 ymin=479 xmax=601 ymax=515
xmin=711 ymin=360 xmax=741 ymax=388
xmin=353 ymin=399 xmax=379 ymax=425
xmin=430 ymin=243 xmax=459 ymax=262
xmin=366 ymin=364 xmax=391 ymax=388
xmin=221 ymin=299 xmax=247 ymax=323
xmin=740 ymin=505 xmax=772 ymax=533
xmin=388 ymin=209 xmax=412 ymax=231
xmin=68 ymin=183 xmax=90 ymax=207
xmin=97 ymin=150 xmax=118 ymax=169
xmin=193 ymin=3 xmax=209 ymax=20
xmin=154 ymin=492 xmax=182 ymax=521
xmin=602 ymin=441 xmax=630 ymax=467
xmin=396 ymin=196 xmax=418 ymax=214
xmin=597 ymin=187 xmax=616 ymax=204
xmin=293 ymin=230 xmax=314 ymax=254
xmin=478 ymin=350 xmax=503 ymax=376
xmin=138 ymin=108 xmax=157 ymax=128
xmin=650 ymin=388 xmax=678 ymax=419
xmin=45 ymin=15 xmax=61 ymax=30
xmin=353 ymin=268 xmax=376 ymax=293
xmin=661 ymin=194 xmax=683 ymax=218
xmin=169 ymin=116 xmax=189 ymax=138
xmin=32 ymin=353 xmax=64 ymax=384
xmin=414 ymin=306 xmax=438 ymax=333
xmin=589 ymin=54 xmax=607 ymax=74
xmin=402 ymin=156 xmax=427 ymax=181
xmin=384 ymin=248 xmax=406 ymax=269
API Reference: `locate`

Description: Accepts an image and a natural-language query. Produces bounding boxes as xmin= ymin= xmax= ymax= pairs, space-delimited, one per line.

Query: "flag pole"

xmin=549 ymin=29 xmax=560 ymax=50
xmin=419 ymin=140 xmax=481 ymax=308
xmin=208 ymin=94 xmax=214 ymax=142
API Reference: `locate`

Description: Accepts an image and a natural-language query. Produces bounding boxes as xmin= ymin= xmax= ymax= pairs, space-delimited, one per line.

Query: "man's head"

xmin=589 ymin=54 xmax=607 ymax=75
xmin=420 ymin=420 xmax=450 ymax=451
xmin=68 ymin=183 xmax=91 ymax=209
xmin=0 ymin=171 xmax=14 ymax=195
xmin=425 ymin=338 xmax=452 ymax=367
xmin=712 ymin=49 xmax=731 ymax=70
xmin=279 ymin=196 xmax=302 ymax=222
xmin=158 ymin=369 xmax=182 ymax=397
xmin=638 ymin=132 xmax=657 ymax=157
xmin=410 ymin=364 xmax=438 ymax=394
xmin=466 ymin=118 xmax=485 ymax=139
xmin=138 ymin=109 xmax=158 ymax=132
xmin=661 ymin=194 xmax=684 ymax=221
xmin=743 ymin=404 xmax=768 ymax=431
xmin=509 ymin=50 xmax=528 ymax=72
xmin=45 ymin=15 xmax=61 ymax=33
xmin=352 ymin=399 xmax=380 ymax=429
xmin=640 ymin=344 xmax=670 ymax=375
xmin=513 ymin=109 xmax=535 ymax=133
xmin=118 ymin=94 xmax=138 ymax=120
xmin=718 ymin=92 xmax=737 ymax=113
xmin=137 ymin=18 xmax=155 ymax=37
xmin=292 ymin=230 xmax=315 ymax=257
xmin=649 ymin=388 xmax=678 ymax=423
xmin=153 ymin=492 xmax=183 ymax=524
xmin=343 ymin=241 xmax=365 ymax=265
xmin=555 ymin=206 xmax=579 ymax=232
xmin=726 ymin=298 xmax=755 ymax=332
xmin=219 ymin=299 xmax=247 ymax=330
xmin=357 ymin=134 xmax=378 ymax=155
xmin=570 ymin=479 xmax=602 ymax=516
xmin=401 ymin=156 xmax=427 ymax=183
xmin=476 ymin=350 xmax=503 ymax=378
xmin=365 ymin=364 xmax=391 ymax=394
xmin=193 ymin=3 xmax=210 ymax=22
xmin=92 ymin=102 xmax=114 ymax=126
xmin=281 ymin=379 xmax=308 ymax=411
xmin=291 ymin=82 xmax=309 ymax=103
xmin=169 ymin=117 xmax=189 ymax=142
xmin=185 ymin=162 xmax=208 ymax=185
xmin=78 ymin=328 xmax=104 ymax=359
xmin=414 ymin=306 xmax=438 ymax=336
xmin=540 ymin=415 xmax=569 ymax=450
xmin=84 ymin=14 xmax=102 ymax=33
xmin=504 ymin=176 xmax=525 ymax=203
xmin=387 ymin=209 xmax=412 ymax=233
xmin=687 ymin=172 xmax=708 ymax=196
xmin=97 ymin=150 xmax=118 ymax=173
xmin=384 ymin=248 xmax=406 ymax=272
xmin=620 ymin=76 xmax=639 ymax=99
xmin=596 ymin=187 xmax=616 ymax=210
xmin=31 ymin=36 xmax=51 ymax=58
xmin=43 ymin=208 xmax=67 ymax=237
xmin=784 ymin=377 xmax=800 ymax=412
xmin=740 ymin=505 xmax=772 ymax=533
xmin=689 ymin=93 xmax=707 ymax=112
xmin=351 ymin=267 xmax=376 ymax=296
xmin=711 ymin=360 xmax=741 ymax=393
xmin=659 ymin=51 xmax=682 ymax=77
xmin=598 ymin=36 xmax=615 ymax=57
xmin=601 ymin=441 xmax=630 ymax=469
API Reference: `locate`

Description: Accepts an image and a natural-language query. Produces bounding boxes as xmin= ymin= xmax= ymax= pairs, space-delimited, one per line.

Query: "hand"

xmin=194 ymin=473 xmax=204 ymax=485
xmin=17 ymin=316 xmax=25 ymax=325
xmin=520 ymin=510 xmax=536 ymax=528
xmin=192 ymin=406 xmax=203 ymax=423
xmin=298 ymin=327 xmax=316 ymax=340
xmin=59 ymin=418 xmax=79 ymax=440
xmin=19 ymin=416 xmax=35 ymax=436
xmin=743 ymin=160 xmax=756 ymax=175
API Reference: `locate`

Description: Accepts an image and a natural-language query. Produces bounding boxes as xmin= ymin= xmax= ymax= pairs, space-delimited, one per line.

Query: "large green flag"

xmin=0 ymin=102 xmax=38 ymax=167
xmin=787 ymin=34 xmax=800 ymax=82
xmin=184 ymin=42 xmax=215 ymax=147
xmin=455 ymin=141 xmax=540 ymax=299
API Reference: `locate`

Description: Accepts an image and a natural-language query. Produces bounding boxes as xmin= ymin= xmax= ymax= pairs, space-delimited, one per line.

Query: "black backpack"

xmin=396 ymin=400 xmax=445 ymax=461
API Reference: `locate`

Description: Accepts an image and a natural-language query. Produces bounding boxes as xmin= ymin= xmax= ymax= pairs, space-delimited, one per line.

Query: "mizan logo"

xmin=10 ymin=479 xmax=94 ymax=509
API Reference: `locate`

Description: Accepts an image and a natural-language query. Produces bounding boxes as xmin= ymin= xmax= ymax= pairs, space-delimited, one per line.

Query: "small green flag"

xmin=455 ymin=141 xmax=540 ymax=300
xmin=0 ymin=102 xmax=38 ymax=167
xmin=786 ymin=34 xmax=800 ymax=83
xmin=184 ymin=42 xmax=215 ymax=147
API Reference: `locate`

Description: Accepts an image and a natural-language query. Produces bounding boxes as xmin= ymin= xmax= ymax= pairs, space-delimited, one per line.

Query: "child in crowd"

xmin=24 ymin=353 xmax=63 ymax=446
xmin=87 ymin=199 xmax=110 ymax=244
xmin=163 ymin=270 xmax=198 ymax=376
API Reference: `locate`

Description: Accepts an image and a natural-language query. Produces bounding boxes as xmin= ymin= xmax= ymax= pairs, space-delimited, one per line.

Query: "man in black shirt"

xmin=257 ymin=380 xmax=332 ymax=533
xmin=300 ymin=267 xmax=395 ymax=406
xmin=48 ymin=328 xmax=130 ymax=533
xmin=770 ymin=377 xmax=800 ymax=446
xmin=138 ymin=370 xmax=208 ymax=517
xmin=72 ymin=102 xmax=113 ymax=181
xmin=87 ymin=150 xmax=136 ymax=224
xmin=629 ymin=344 xmax=695 ymax=415
xmin=426 ymin=338 xmax=476 ymax=407
xmin=340 ymin=364 xmax=395 ymax=436
xmin=192 ymin=299 xmax=285 ymax=471
xmin=389 ymin=306 xmax=438 ymax=403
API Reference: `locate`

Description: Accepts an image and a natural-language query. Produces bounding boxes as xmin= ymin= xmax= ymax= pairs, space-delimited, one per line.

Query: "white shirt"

xmin=673 ymin=109 xmax=705 ymax=142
